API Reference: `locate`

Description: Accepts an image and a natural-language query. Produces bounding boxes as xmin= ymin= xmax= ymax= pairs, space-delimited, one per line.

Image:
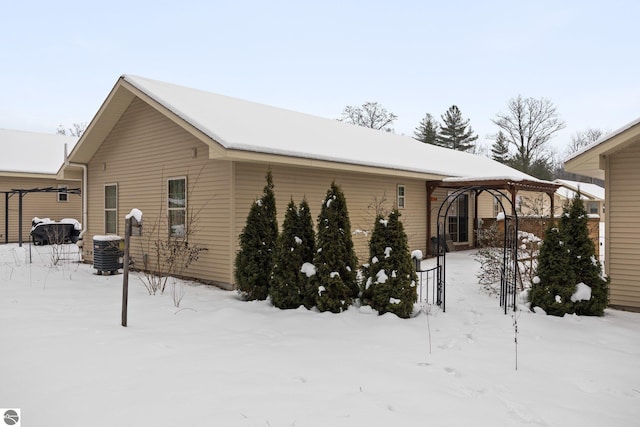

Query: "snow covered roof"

xmin=565 ymin=116 xmax=640 ymax=162
xmin=111 ymin=75 xmax=540 ymax=181
xmin=0 ymin=129 xmax=78 ymax=175
xmin=564 ymin=116 xmax=640 ymax=180
xmin=555 ymin=179 xmax=605 ymax=200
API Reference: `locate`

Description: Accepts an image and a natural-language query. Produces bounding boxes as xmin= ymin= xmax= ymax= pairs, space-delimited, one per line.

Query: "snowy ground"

xmin=1 ymin=244 xmax=639 ymax=426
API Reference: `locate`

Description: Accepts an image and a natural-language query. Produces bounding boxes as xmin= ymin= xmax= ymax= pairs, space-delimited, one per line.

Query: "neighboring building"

xmin=501 ymin=179 xmax=605 ymax=220
xmin=0 ymin=129 xmax=81 ymax=244
xmin=565 ymin=118 xmax=640 ymax=312
xmin=554 ymin=179 xmax=605 ymax=221
xmin=62 ymin=75 xmax=556 ymax=290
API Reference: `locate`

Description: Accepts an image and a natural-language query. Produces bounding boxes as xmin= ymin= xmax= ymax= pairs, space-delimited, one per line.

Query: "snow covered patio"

xmin=1 ymin=244 xmax=639 ymax=426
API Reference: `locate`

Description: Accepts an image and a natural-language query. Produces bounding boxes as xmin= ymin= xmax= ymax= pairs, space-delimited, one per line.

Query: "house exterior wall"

xmin=0 ymin=176 xmax=81 ymax=243
xmin=82 ymin=98 xmax=234 ymax=287
xmin=606 ymin=141 xmax=640 ymax=311
xmin=477 ymin=190 xmax=513 ymax=218
xmin=232 ymin=162 xmax=428 ymax=271
xmin=81 ymin=97 xmax=431 ymax=289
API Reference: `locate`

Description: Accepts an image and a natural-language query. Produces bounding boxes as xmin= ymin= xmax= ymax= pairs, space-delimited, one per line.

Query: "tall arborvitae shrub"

xmin=363 ymin=209 xmax=417 ymax=318
xmin=558 ymin=194 xmax=609 ymax=315
xmin=234 ymin=171 xmax=278 ymax=300
xmin=297 ymin=198 xmax=318 ymax=309
xmin=311 ymin=182 xmax=359 ymax=312
xmin=270 ymin=198 xmax=316 ymax=309
xmin=529 ymin=223 xmax=576 ymax=316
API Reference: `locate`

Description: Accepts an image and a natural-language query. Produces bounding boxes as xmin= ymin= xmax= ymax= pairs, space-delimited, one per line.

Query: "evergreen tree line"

xmin=234 ymin=171 xmax=418 ymax=318
xmin=413 ymin=105 xmax=478 ymax=152
xmin=529 ymin=194 xmax=609 ymax=316
xmin=345 ymin=95 xmax=575 ymax=181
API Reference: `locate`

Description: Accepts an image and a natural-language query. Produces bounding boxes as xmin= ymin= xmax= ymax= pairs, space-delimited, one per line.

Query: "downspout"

xmin=64 ymin=144 xmax=88 ymax=238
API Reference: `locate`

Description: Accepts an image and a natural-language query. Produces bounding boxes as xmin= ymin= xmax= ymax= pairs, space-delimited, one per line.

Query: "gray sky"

xmin=2 ymin=0 xmax=638 ymax=159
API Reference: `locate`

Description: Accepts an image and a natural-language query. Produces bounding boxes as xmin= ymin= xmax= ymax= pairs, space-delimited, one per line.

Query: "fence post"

xmin=121 ymin=217 xmax=132 ymax=327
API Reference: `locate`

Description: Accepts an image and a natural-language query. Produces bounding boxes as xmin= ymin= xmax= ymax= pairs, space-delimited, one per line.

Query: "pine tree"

xmin=413 ymin=113 xmax=439 ymax=145
xmin=311 ymin=182 xmax=359 ymax=313
xmin=529 ymin=223 xmax=576 ymax=316
xmin=363 ymin=210 xmax=417 ymax=318
xmin=437 ymin=105 xmax=478 ymax=152
xmin=234 ymin=171 xmax=278 ymax=300
xmin=558 ymin=194 xmax=609 ymax=315
xmin=490 ymin=131 xmax=510 ymax=163
xmin=271 ymin=198 xmax=316 ymax=309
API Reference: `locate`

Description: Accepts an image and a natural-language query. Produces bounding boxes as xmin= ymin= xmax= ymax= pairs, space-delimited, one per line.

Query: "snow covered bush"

xmin=310 ymin=182 xmax=358 ymax=313
xmin=517 ymin=230 xmax=542 ymax=290
xmin=530 ymin=194 xmax=609 ymax=316
xmin=270 ymin=198 xmax=316 ymax=309
xmin=137 ymin=180 xmax=207 ymax=296
xmin=557 ymin=194 xmax=609 ymax=316
xmin=235 ymin=171 xmax=278 ymax=301
xmin=474 ymin=221 xmax=503 ymax=294
xmin=475 ymin=220 xmax=543 ymax=295
xmin=528 ymin=223 xmax=576 ymax=316
xmin=361 ymin=209 xmax=417 ymax=319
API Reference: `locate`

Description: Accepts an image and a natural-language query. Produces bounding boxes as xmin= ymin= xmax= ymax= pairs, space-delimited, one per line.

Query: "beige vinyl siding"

xmin=0 ymin=177 xmax=81 ymax=243
xmin=476 ymin=190 xmax=515 ymax=219
xmin=233 ymin=163 xmax=428 ymax=267
xmin=84 ymin=98 xmax=233 ymax=286
xmin=607 ymin=142 xmax=640 ymax=310
xmin=476 ymin=191 xmax=496 ymax=219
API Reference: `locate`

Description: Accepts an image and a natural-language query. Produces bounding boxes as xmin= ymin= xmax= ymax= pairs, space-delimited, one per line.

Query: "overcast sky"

xmin=2 ymin=0 xmax=638 ymax=159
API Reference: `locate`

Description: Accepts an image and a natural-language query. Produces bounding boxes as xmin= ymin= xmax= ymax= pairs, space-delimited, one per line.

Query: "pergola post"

xmin=18 ymin=191 xmax=24 ymax=247
xmin=426 ymin=183 xmax=435 ymax=256
xmin=4 ymin=192 xmax=8 ymax=244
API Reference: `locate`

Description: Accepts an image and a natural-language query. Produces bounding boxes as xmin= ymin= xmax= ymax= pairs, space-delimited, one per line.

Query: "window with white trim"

xmin=493 ymin=195 xmax=503 ymax=218
xmin=104 ymin=184 xmax=118 ymax=234
xmin=397 ymin=184 xmax=406 ymax=209
xmin=587 ymin=201 xmax=599 ymax=215
xmin=58 ymin=185 xmax=68 ymax=202
xmin=168 ymin=177 xmax=187 ymax=237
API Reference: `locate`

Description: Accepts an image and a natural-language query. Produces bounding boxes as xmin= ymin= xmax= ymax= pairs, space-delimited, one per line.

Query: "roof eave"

xmin=565 ymin=119 xmax=640 ymax=179
xmin=217 ymin=148 xmax=447 ymax=180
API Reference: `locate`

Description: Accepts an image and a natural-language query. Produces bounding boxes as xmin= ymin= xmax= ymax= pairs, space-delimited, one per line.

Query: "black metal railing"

xmin=416 ymin=265 xmax=440 ymax=306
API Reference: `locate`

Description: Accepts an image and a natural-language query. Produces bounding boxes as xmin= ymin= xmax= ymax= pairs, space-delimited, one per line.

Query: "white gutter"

xmin=64 ymin=143 xmax=88 ymax=235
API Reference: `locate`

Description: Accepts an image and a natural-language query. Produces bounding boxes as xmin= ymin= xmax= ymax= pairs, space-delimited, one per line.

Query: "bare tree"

xmin=491 ymin=96 xmax=565 ymax=177
xmin=566 ymin=128 xmax=605 ymax=155
xmin=57 ymin=122 xmax=87 ymax=137
xmin=339 ymin=102 xmax=397 ymax=132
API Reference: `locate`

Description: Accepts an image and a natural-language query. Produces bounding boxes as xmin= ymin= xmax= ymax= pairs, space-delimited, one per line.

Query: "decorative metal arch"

xmin=435 ymin=185 xmax=519 ymax=314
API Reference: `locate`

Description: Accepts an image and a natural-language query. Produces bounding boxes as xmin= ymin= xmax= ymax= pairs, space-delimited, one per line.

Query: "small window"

xmin=587 ymin=201 xmax=599 ymax=215
xmin=168 ymin=177 xmax=187 ymax=237
xmin=58 ymin=185 xmax=68 ymax=202
xmin=493 ymin=195 xmax=503 ymax=217
xmin=104 ymin=184 xmax=118 ymax=234
xmin=397 ymin=185 xmax=406 ymax=209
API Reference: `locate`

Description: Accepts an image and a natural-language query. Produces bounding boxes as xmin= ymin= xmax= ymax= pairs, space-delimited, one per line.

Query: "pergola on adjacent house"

xmin=565 ymin=118 xmax=640 ymax=312
xmin=0 ymin=129 xmax=81 ymax=244
xmin=426 ymin=177 xmax=560 ymax=250
xmin=61 ymin=75 xmax=558 ymax=290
